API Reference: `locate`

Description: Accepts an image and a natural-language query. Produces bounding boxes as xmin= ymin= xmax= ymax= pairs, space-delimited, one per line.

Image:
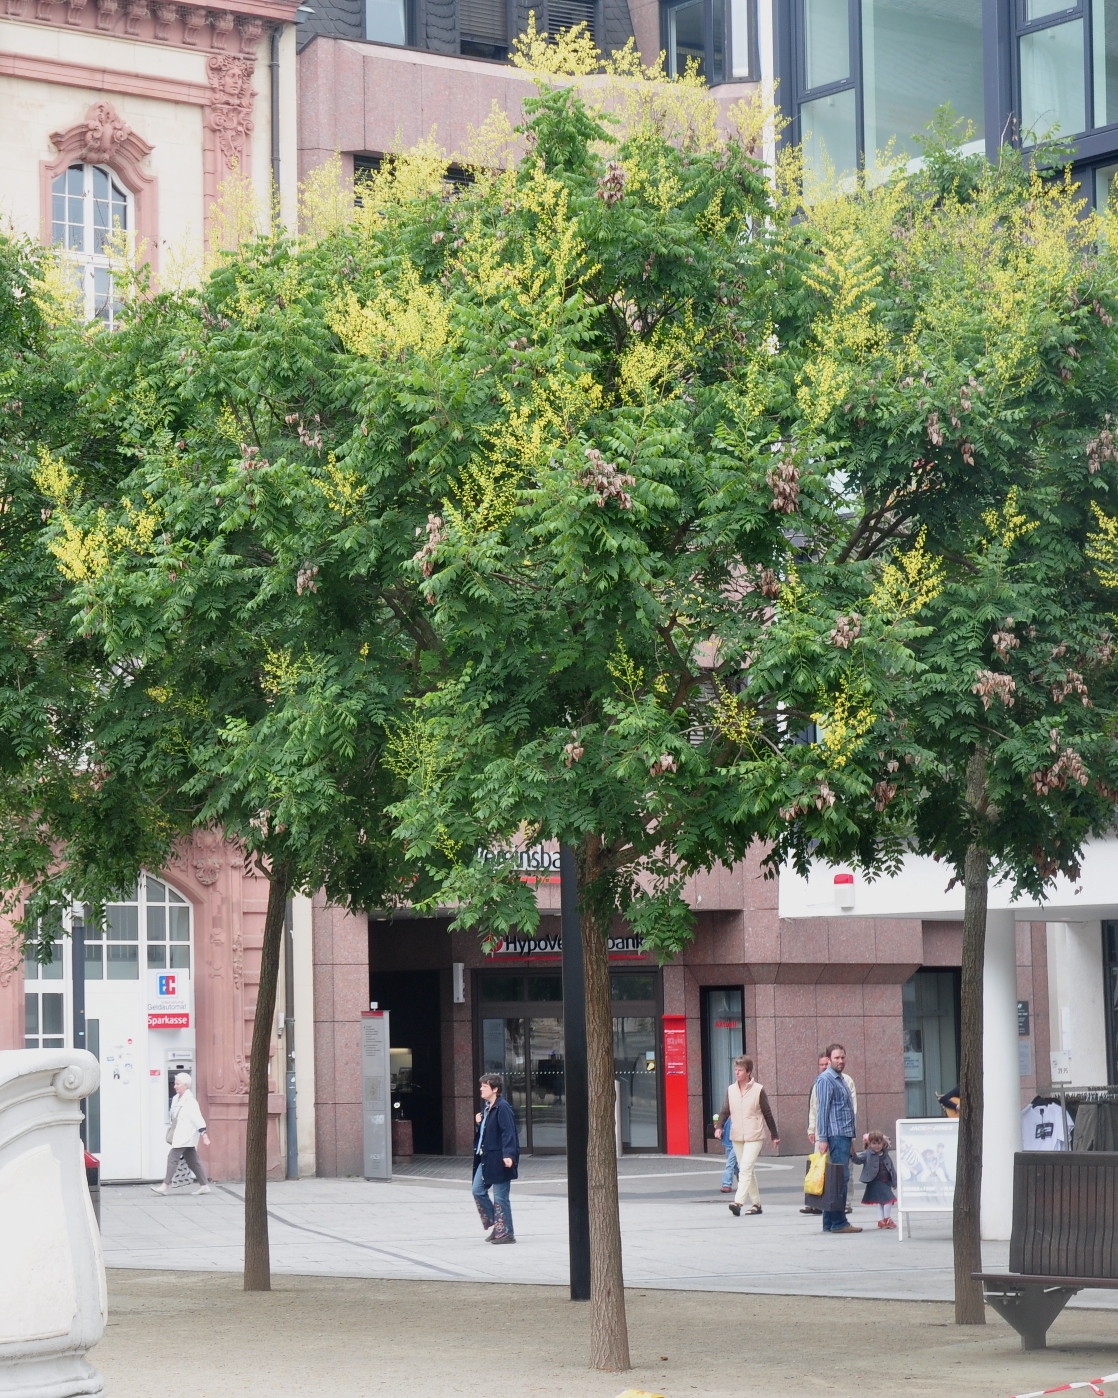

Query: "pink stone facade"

xmin=310 ymin=892 xmax=369 ymax=1176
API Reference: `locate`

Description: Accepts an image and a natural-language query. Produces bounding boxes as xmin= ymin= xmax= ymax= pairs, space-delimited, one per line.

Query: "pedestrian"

xmin=151 ymin=1072 xmax=210 ymax=1195
xmin=814 ymin=1043 xmax=861 ymax=1234
xmin=714 ymin=1109 xmax=739 ymax=1193
xmin=808 ymin=1044 xmax=858 ymax=1214
xmin=801 ymin=1051 xmax=830 ymax=1214
xmin=715 ymin=1055 xmax=780 ymax=1217
xmin=472 ymin=1073 xmax=520 ymax=1244
xmin=852 ymin=1130 xmax=898 ymax=1228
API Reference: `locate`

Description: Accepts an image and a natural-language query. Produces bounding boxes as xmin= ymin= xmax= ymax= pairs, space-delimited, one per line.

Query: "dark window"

xmin=460 ymin=0 xmax=509 ymax=58
xmin=664 ymin=0 xmax=753 ymax=81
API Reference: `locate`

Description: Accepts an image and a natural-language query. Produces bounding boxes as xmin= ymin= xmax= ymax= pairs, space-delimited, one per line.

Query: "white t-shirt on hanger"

xmin=1020 ymin=1101 xmax=1069 ymax=1151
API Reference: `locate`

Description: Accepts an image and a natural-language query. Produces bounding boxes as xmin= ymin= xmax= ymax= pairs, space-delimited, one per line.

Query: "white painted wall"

xmin=291 ymin=892 xmax=317 ymax=1177
xmin=779 ymin=835 xmax=1118 ymax=922
xmin=1047 ymin=921 xmax=1108 ymax=1088
xmin=981 ymin=910 xmax=1020 ymax=1241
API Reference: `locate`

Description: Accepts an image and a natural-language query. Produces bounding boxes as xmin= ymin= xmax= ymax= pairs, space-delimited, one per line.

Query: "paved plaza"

xmin=101 ymin=1153 xmax=1113 ymax=1310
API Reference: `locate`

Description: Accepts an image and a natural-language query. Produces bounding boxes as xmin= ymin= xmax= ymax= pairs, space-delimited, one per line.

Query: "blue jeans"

xmin=821 ymin=1136 xmax=852 ymax=1231
xmin=721 ymin=1132 xmax=739 ymax=1189
xmin=472 ymin=1163 xmax=514 ymax=1239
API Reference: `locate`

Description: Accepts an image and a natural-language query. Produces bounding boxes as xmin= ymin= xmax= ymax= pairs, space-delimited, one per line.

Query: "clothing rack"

xmin=1062 ymin=1086 xmax=1118 ymax=1103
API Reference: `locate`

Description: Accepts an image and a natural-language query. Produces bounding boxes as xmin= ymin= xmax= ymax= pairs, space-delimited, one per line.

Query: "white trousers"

xmin=732 ymin=1138 xmax=763 ymax=1206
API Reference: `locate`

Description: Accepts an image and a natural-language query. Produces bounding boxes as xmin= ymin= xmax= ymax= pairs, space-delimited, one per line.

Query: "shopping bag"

xmin=804 ymin=1150 xmax=826 ymax=1196
xmin=821 ymin=1159 xmax=847 ymax=1212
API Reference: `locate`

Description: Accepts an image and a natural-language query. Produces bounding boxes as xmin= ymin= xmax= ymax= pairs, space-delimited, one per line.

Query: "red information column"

xmin=662 ymin=1014 xmax=689 ymax=1155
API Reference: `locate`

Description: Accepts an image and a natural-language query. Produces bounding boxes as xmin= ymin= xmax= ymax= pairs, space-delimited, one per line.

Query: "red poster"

xmin=662 ymin=1014 xmax=689 ymax=1155
xmin=148 ymin=1013 xmax=190 ymax=1029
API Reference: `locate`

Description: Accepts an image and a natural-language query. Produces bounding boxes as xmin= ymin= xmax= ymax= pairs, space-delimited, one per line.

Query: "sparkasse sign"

xmin=147 ymin=969 xmax=190 ymax=1029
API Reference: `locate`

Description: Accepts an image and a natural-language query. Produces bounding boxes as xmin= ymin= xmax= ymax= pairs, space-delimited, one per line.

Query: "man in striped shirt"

xmin=814 ymin=1044 xmax=862 ymax=1234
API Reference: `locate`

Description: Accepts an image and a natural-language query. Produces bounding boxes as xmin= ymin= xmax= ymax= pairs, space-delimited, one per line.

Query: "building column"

xmin=291 ymin=893 xmax=317 ymax=1176
xmin=981 ymin=910 xmax=1021 ymax=1241
xmin=1047 ymin=921 xmax=1108 ymax=1087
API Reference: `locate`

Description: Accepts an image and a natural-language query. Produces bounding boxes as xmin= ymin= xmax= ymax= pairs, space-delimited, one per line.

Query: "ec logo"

xmin=158 ymin=974 xmax=177 ymax=996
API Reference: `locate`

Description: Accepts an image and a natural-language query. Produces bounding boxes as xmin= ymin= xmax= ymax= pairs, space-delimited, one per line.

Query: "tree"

xmin=762 ymin=126 xmax=1118 ymax=1323
xmin=377 ymin=86 xmax=925 ymax=1369
xmin=39 ymin=229 xmax=419 ymax=1289
xmin=0 ymin=234 xmax=193 ymax=952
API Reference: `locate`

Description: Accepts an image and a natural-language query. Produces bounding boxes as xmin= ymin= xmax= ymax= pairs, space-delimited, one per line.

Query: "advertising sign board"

xmin=147 ymin=970 xmax=191 ymax=1029
xmin=362 ymin=1010 xmax=392 ymax=1181
xmin=895 ymin=1116 xmax=958 ymax=1239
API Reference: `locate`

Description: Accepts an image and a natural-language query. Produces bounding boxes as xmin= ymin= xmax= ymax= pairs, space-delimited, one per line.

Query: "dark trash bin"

xmin=85 ymin=1151 xmax=100 ymax=1228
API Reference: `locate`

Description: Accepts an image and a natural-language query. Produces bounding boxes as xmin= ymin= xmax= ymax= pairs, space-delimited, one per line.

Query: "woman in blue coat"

xmin=473 ymin=1073 xmax=520 ymax=1243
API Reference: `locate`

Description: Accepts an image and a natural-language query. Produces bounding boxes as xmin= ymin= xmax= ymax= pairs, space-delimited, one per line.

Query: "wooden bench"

xmin=973 ymin=1151 xmax=1118 ymax=1350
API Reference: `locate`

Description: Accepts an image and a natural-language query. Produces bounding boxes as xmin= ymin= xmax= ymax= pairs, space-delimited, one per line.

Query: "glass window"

xmin=1096 ymin=160 xmax=1118 ymax=209
xmin=614 ymin=1016 xmax=660 ymax=1149
xmin=1020 ymin=19 xmax=1086 ymax=138
xmin=611 ymin=972 xmax=656 ymax=1000
xmin=1093 ymin=0 xmax=1118 ymax=126
xmin=479 ymin=974 xmax=523 ymax=1002
xmin=25 ymin=993 xmax=38 ymax=1043
xmin=50 ymin=164 xmax=129 ymax=328
xmin=731 ymin=0 xmax=754 ymax=74
xmin=366 ymin=0 xmax=406 ymax=42
xmin=861 ymin=0 xmax=985 ymax=172
xmin=668 ymin=0 xmax=707 ymax=75
xmin=804 ymin=0 xmax=850 ymax=87
xmin=801 ymin=87 xmax=859 ymax=184
xmin=527 ymin=975 xmax=562 ymax=1001
xmin=1026 ymin=0 xmax=1077 ymax=18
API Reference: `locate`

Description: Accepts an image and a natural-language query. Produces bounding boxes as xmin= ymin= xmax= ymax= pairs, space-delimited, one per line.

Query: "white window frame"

xmin=50 ymin=162 xmax=132 ymax=328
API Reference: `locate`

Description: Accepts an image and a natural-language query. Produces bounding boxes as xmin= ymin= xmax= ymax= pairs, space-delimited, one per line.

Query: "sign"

xmin=147 ymin=968 xmax=190 ymax=1030
xmin=489 ymin=932 xmax=646 ymax=960
xmin=1018 ymin=1000 xmax=1030 ymax=1037
xmin=903 ymin=1051 xmax=924 ymax=1083
xmin=895 ymin=1117 xmax=958 ymax=1212
xmin=478 ymin=845 xmax=561 ymax=884
xmin=361 ymin=1010 xmax=392 ymax=1181
xmin=1050 ymin=1050 xmax=1073 ymax=1083
xmin=662 ymin=1015 xmax=688 ymax=1154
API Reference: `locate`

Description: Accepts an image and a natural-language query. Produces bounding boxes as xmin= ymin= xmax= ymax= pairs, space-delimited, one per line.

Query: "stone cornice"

xmin=1 ymin=0 xmax=299 ymax=49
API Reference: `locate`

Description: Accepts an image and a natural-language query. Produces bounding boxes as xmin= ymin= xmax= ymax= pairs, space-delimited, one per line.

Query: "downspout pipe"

xmin=270 ymin=23 xmax=281 ymax=226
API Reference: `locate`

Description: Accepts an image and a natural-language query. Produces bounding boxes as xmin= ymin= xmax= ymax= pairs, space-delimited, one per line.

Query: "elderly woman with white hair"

xmin=152 ymin=1072 xmax=211 ymax=1195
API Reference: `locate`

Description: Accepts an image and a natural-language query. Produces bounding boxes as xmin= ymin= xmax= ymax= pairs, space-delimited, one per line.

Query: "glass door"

xmin=701 ymin=986 xmax=745 ymax=1141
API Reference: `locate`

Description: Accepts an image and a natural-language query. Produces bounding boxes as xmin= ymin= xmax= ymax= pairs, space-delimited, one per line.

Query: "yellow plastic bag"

xmin=804 ymin=1150 xmax=826 ymax=1196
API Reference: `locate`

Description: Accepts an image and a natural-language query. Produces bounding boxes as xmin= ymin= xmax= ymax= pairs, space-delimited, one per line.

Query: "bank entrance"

xmin=474 ymin=968 xmax=662 ymax=1153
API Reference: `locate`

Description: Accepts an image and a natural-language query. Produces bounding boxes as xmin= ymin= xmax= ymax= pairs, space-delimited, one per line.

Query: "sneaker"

xmin=482 ymin=1224 xmax=496 ymax=1240
xmin=720 ymin=1185 xmax=733 ymax=1193
xmin=830 ymin=1225 xmax=863 ymax=1234
xmin=728 ymin=1203 xmax=741 ymax=1217
xmin=150 ymin=1184 xmax=168 ymax=1194
xmin=193 ymin=1186 xmax=211 ymax=1195
xmin=490 ymin=1234 xmax=516 ymax=1244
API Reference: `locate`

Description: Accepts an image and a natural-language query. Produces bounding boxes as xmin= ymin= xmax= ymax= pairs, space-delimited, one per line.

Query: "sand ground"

xmin=94 ymin=1269 xmax=1118 ymax=1398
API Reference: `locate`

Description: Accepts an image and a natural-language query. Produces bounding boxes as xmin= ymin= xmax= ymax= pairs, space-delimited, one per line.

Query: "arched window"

xmin=51 ymin=163 xmax=131 ymax=327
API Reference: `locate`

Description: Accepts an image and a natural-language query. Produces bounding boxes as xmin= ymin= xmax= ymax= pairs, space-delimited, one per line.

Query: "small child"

xmin=853 ymin=1130 xmax=898 ymax=1228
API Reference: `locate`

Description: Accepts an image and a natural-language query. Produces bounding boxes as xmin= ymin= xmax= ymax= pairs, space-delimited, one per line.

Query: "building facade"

xmin=3 ymin=0 xmax=1118 ymax=1194
xmin=1 ymin=0 xmax=301 ymax=295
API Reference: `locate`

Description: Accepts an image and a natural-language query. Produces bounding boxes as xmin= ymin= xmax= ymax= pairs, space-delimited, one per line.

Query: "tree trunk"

xmin=244 ymin=859 xmax=292 ymax=1292
xmin=577 ymin=837 xmax=630 ymax=1373
xmin=954 ymin=749 xmax=988 ymax=1325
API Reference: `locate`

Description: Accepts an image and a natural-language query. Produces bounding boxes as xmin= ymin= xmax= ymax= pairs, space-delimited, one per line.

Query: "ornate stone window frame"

xmin=41 ymin=101 xmax=160 ymax=272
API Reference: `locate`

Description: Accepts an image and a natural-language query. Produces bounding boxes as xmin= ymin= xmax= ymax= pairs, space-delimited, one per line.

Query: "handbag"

xmin=804 ymin=1150 xmax=826 ymax=1195
xmin=165 ymin=1123 xmax=175 ymax=1144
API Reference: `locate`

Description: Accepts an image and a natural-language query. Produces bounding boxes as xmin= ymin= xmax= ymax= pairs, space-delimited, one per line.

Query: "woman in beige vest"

xmin=714 ymin=1055 xmax=781 ymax=1216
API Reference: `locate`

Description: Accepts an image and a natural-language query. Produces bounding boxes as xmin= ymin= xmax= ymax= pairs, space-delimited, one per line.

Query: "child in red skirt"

xmin=853 ymin=1130 xmax=898 ymax=1228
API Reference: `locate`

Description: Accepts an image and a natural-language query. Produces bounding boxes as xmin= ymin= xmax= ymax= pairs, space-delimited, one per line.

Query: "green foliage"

xmin=772 ymin=130 xmax=1118 ymax=896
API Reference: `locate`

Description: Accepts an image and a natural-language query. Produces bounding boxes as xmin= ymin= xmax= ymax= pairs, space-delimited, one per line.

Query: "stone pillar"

xmin=0 ymin=914 xmax=22 ymax=1052
xmin=0 ymin=1049 xmax=104 ymax=1398
xmin=981 ymin=910 xmax=1021 ymax=1241
xmin=1046 ymin=921 xmax=1108 ymax=1087
xmin=312 ymin=895 xmax=369 ymax=1176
